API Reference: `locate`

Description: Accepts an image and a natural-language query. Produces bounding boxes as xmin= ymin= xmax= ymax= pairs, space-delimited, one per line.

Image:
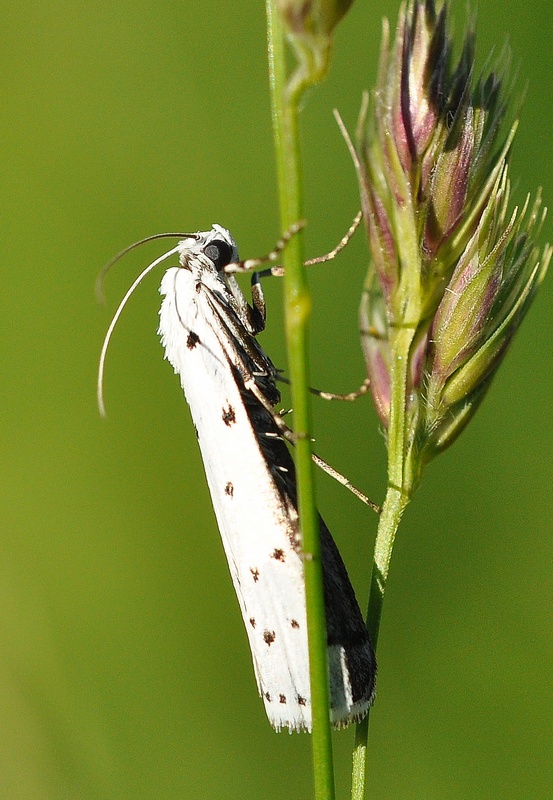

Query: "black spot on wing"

xmin=290 ymin=619 xmax=300 ymax=629
xmin=222 ymin=404 xmax=236 ymax=426
xmin=250 ymin=567 xmax=260 ymax=582
xmin=279 ymin=694 xmax=286 ymax=704
xmin=224 ymin=481 xmax=234 ymax=496
xmin=271 ymin=548 xmax=285 ymax=562
xmin=186 ymin=331 xmax=200 ymax=349
xmin=263 ymin=630 xmax=276 ymax=646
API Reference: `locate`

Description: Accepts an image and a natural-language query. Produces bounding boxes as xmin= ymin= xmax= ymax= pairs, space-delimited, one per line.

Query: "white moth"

xmin=98 ymin=224 xmax=376 ymax=732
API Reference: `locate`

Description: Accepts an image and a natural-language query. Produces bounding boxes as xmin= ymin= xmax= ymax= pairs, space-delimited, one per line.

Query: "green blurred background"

xmin=1 ymin=2 xmax=552 ymax=798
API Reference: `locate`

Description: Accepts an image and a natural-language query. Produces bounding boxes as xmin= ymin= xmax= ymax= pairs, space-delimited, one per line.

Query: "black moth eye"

xmin=204 ymin=239 xmax=234 ymax=271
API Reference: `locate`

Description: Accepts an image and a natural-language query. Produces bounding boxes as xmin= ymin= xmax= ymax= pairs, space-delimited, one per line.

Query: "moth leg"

xmin=311 ymin=453 xmax=381 ymax=514
xmin=249 ymin=272 xmax=266 ymax=333
xmin=303 ymin=211 xmax=362 ymax=267
xmin=277 ymin=373 xmax=371 ymax=402
xmin=224 ymin=211 xmax=361 ymax=278
xmin=226 ymin=212 xmax=363 ymax=334
xmin=228 ymin=221 xmax=304 ymax=333
xmin=224 ymin=221 xmax=306 ymax=276
xmin=245 ymin=376 xmax=298 ymax=447
xmin=244 ymin=377 xmax=380 ymax=514
xmin=252 ymin=211 xmax=363 ymax=279
xmin=312 ymin=377 xmax=370 ymax=401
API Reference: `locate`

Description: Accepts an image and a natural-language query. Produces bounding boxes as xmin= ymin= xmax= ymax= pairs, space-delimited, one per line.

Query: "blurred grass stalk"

xmin=347 ymin=2 xmax=551 ymax=798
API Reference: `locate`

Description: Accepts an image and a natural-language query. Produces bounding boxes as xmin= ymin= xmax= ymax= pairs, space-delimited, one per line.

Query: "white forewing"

xmin=159 ymin=265 xmax=313 ymax=731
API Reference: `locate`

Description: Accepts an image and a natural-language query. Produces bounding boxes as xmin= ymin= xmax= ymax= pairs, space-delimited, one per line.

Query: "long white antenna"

xmin=95 ymin=233 xmax=191 ymax=304
xmin=97 ymin=244 xmax=183 ymax=417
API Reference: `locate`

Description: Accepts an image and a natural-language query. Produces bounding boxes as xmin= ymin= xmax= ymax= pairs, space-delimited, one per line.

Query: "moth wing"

xmin=159 ymin=266 xmax=313 ymax=731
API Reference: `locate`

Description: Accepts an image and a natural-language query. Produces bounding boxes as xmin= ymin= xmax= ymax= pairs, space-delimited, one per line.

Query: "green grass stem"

xmin=350 ymin=325 xmax=415 ymax=800
xmin=266 ymin=3 xmax=335 ymax=799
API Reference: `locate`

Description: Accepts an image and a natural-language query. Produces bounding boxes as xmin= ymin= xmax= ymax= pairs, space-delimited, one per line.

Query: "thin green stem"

xmin=351 ymin=327 xmax=416 ymax=800
xmin=266 ymin=4 xmax=335 ymax=799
